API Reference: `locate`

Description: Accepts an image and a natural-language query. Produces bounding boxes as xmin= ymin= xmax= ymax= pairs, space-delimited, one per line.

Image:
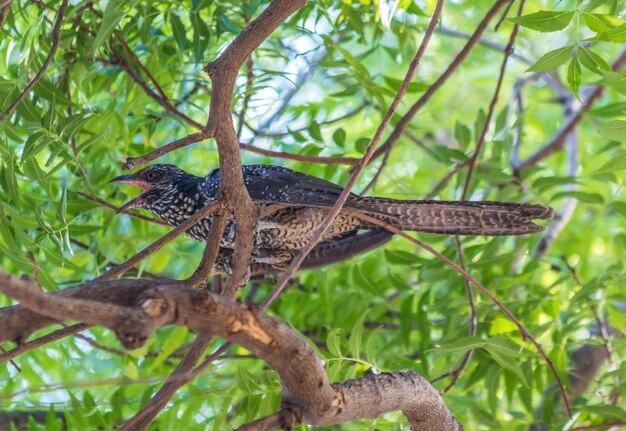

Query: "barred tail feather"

xmin=355 ymin=199 xmax=554 ymax=236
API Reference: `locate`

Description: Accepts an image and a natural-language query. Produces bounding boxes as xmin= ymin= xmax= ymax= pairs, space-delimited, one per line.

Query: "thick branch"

xmin=203 ymin=0 xmax=308 ymax=289
xmin=0 ymin=274 xmax=172 ymax=345
xmin=119 ymin=2 xmax=311 ymax=428
xmin=0 ymin=275 xmax=462 ymax=430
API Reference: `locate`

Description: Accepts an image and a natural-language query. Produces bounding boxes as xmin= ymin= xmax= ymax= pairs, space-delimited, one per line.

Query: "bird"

xmin=110 ymin=163 xmax=553 ymax=275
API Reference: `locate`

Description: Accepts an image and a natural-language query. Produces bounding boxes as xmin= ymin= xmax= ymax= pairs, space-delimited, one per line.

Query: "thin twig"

xmin=87 ymin=4 xmax=171 ymax=103
xmin=122 ymin=132 xmax=360 ymax=172
xmin=354 ymin=212 xmax=572 ymax=417
xmin=0 ymin=0 xmax=13 ymax=29
xmin=360 ymin=144 xmax=391 ymax=195
xmin=0 ymin=0 xmax=69 ymax=123
xmin=237 ymin=55 xmax=254 ymax=140
xmin=0 ymin=324 xmax=90 ymax=365
xmin=437 ymin=26 xmax=530 ymax=65
xmin=440 ymin=237 xmax=476 ymax=392
xmin=0 ymin=345 xmax=21 ymax=372
xmin=592 ymin=307 xmax=614 ymax=366
xmin=494 ymin=0 xmax=515 ymax=31
xmin=425 ymin=162 xmax=469 ymax=200
xmin=461 ymin=0 xmax=524 ymax=200
xmin=121 ymin=132 xmax=208 ymax=170
xmin=70 ymin=238 xmax=166 ymax=280
xmin=94 ymin=201 xmax=222 ymax=281
xmin=370 ymin=0 xmax=511 ymax=164
xmin=515 ymin=48 xmax=626 ymax=171
xmin=76 ymin=192 xmax=170 ymax=226
xmin=114 ymin=32 xmax=170 ymax=102
xmin=73 ymin=333 xmax=133 ymax=357
xmin=109 ymin=43 xmax=207 ymax=131
xmin=261 ymin=0 xmax=445 ymax=309
xmin=239 ymin=143 xmax=359 ymax=165
xmin=249 ymin=102 xmax=369 ymax=138
xmin=569 ymin=423 xmax=626 ymax=431
xmin=183 ymin=212 xmax=228 ymax=288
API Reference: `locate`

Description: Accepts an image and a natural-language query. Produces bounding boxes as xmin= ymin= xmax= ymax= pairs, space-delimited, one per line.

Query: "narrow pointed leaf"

xmin=509 ymin=10 xmax=575 ymax=33
xmin=526 ymin=46 xmax=573 ymax=72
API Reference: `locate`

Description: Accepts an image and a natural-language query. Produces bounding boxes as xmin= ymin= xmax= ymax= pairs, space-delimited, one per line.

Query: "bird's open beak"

xmin=110 ymin=174 xmax=150 ymax=214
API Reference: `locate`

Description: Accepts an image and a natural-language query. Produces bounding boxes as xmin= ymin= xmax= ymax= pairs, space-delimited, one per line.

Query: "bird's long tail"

xmin=353 ymin=198 xmax=553 ymax=236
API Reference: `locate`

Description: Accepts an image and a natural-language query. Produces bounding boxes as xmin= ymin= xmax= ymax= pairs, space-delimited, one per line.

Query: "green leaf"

xmin=593 ymin=150 xmax=626 ymax=174
xmin=216 ymin=15 xmax=240 ymax=34
xmin=57 ymin=113 xmax=93 ymax=139
xmin=454 ymin=121 xmax=471 ymax=150
xmin=577 ymin=46 xmax=611 ymax=74
xmin=486 ymin=348 xmax=528 ymax=387
xmin=532 ymin=176 xmax=579 ymax=192
xmin=348 ymin=310 xmax=369 ymax=359
xmin=567 ymin=54 xmax=581 ymax=97
xmin=93 ymin=0 xmax=125 ymax=54
xmin=605 ymin=73 xmax=626 ymax=96
xmin=526 ymin=46 xmax=573 ymax=72
xmin=584 ymin=404 xmax=626 ymax=421
xmin=332 ymin=128 xmax=346 ymax=147
xmin=56 ymin=186 xmax=67 ymax=225
xmin=607 ymin=304 xmax=626 ymax=335
xmin=551 ymin=191 xmax=605 ymax=204
xmin=475 ymin=164 xmax=513 ymax=184
xmin=308 ymin=122 xmax=322 ymax=141
xmin=509 ymin=10 xmax=575 ymax=32
xmin=149 ymin=326 xmax=188 ymax=370
xmin=609 ymin=201 xmax=626 ymax=218
xmin=433 ymin=336 xmax=486 ymax=354
xmin=581 ymin=12 xmax=622 ymax=34
xmin=399 ymin=295 xmax=414 ymax=349
xmin=170 ymin=14 xmax=187 ymax=51
xmin=595 ymin=22 xmax=626 ymax=43
xmin=327 ymin=328 xmax=343 ymax=357
xmin=598 ymin=120 xmax=626 ymax=142
xmin=488 ymin=317 xmax=518 ymax=335
xmin=384 ymin=249 xmax=419 ymax=265
xmin=590 ymin=102 xmax=626 ymax=117
xmin=355 ymin=137 xmax=370 ymax=154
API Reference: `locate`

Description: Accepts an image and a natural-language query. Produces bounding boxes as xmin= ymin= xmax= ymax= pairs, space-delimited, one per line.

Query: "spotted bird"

xmin=110 ymin=164 xmax=553 ymax=275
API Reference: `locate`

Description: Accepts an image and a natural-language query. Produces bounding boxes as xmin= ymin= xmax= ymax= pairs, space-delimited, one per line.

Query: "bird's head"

xmin=110 ymin=164 xmax=200 ymax=213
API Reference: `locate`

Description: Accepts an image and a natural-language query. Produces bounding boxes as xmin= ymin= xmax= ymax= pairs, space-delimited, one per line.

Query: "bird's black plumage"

xmin=111 ymin=163 xmax=553 ymax=275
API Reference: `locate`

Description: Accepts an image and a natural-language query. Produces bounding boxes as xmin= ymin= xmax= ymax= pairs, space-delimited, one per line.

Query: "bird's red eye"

xmin=146 ymin=171 xmax=156 ymax=181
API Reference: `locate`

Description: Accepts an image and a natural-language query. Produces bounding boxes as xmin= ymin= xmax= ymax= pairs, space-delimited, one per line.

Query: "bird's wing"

xmin=203 ymin=165 xmax=362 ymax=208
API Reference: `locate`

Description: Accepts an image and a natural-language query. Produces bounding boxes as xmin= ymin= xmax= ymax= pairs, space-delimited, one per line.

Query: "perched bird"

xmin=110 ymin=164 xmax=553 ymax=274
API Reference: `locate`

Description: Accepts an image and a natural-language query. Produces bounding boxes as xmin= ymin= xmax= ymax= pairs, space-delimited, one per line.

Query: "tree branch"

xmin=514 ymin=47 xmax=626 ymax=171
xmin=370 ymin=0 xmax=510 ymax=164
xmin=120 ymin=2 xmax=311 ymax=428
xmin=94 ymin=201 xmax=222 ymax=281
xmin=354 ymin=213 xmax=573 ymax=416
xmin=0 ymin=274 xmax=462 ymax=430
xmin=461 ymin=0 xmax=524 ymax=199
xmin=262 ymin=0 xmax=444 ymax=307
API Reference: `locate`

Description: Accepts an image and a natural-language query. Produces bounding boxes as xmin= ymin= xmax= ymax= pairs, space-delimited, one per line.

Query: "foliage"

xmin=1 ymin=0 xmax=626 ymax=429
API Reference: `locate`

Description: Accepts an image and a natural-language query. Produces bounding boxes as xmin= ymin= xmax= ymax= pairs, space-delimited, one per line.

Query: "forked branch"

xmin=0 ymin=272 xmax=462 ymax=430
